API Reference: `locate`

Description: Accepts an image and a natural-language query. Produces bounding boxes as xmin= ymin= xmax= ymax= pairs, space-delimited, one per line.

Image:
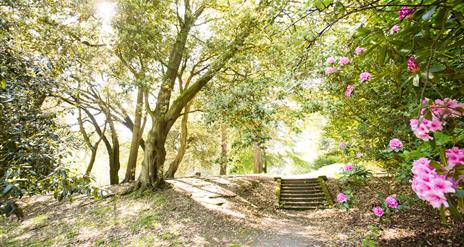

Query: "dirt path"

xmin=1 ymin=175 xmax=463 ymax=246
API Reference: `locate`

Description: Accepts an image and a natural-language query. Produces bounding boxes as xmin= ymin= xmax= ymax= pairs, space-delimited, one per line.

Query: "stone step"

xmin=281 ymin=188 xmax=322 ymax=192
xmin=280 ymin=196 xmax=326 ymax=202
xmin=281 ymin=183 xmax=320 ymax=188
xmin=280 ymin=191 xmax=325 ymax=196
xmin=281 ymin=185 xmax=322 ymax=190
xmin=281 ymin=180 xmax=319 ymax=185
xmin=281 ymin=205 xmax=326 ymax=210
xmin=281 ymin=201 xmax=325 ymax=206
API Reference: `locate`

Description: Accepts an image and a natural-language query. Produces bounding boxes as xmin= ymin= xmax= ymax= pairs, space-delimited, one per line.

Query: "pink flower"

xmin=339 ymin=57 xmax=350 ymax=65
xmin=407 ymin=57 xmax=420 ymax=73
xmin=431 ymin=98 xmax=464 ymax=118
xmin=399 ymin=6 xmax=416 ymax=20
xmin=410 ymin=157 xmax=456 ymax=208
xmin=339 ymin=142 xmax=347 ymax=150
xmin=357 ymin=152 xmax=363 ymax=158
xmin=389 ymin=138 xmax=403 ymax=150
xmin=385 ymin=196 xmax=399 ymax=209
xmin=337 ymin=193 xmax=347 ymax=203
xmin=372 ymin=207 xmax=384 ymax=217
xmin=410 ymin=116 xmax=442 ymax=141
xmin=325 ymin=67 xmax=337 ymax=75
xmin=445 ymin=147 xmax=464 ymax=169
xmin=431 ymin=175 xmax=455 ymax=194
xmin=390 ymin=25 xmax=399 ymax=34
xmin=344 ymin=85 xmax=355 ymax=97
xmin=355 ymin=47 xmax=366 ymax=55
xmin=344 ymin=164 xmax=353 ymax=171
xmin=423 ymin=190 xmax=448 ymax=208
xmin=326 ymin=57 xmax=335 ymax=64
xmin=359 ymin=72 xmax=371 ymax=82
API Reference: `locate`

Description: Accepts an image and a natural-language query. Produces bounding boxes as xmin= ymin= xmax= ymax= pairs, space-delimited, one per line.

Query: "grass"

xmin=130 ymin=211 xmax=160 ymax=232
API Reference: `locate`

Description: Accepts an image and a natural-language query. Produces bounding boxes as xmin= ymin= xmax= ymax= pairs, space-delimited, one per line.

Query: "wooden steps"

xmin=275 ymin=177 xmax=333 ymax=210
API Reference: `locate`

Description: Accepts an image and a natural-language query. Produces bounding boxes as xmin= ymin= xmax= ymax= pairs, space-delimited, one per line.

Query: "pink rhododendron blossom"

xmin=344 ymin=85 xmax=355 ymax=97
xmin=325 ymin=67 xmax=337 ymax=75
xmin=326 ymin=57 xmax=335 ymax=64
xmin=389 ymin=138 xmax=403 ymax=150
xmin=423 ymin=190 xmax=449 ymax=208
xmin=337 ymin=193 xmax=347 ymax=203
xmin=409 ymin=116 xmax=443 ymax=141
xmin=398 ymin=6 xmax=416 ymax=20
xmin=372 ymin=207 xmax=384 ymax=217
xmin=359 ymin=72 xmax=371 ymax=82
xmin=357 ymin=152 xmax=363 ymax=158
xmin=431 ymin=98 xmax=464 ymax=118
xmin=407 ymin=57 xmax=420 ymax=73
xmin=445 ymin=147 xmax=464 ymax=169
xmin=339 ymin=142 xmax=347 ymax=150
xmin=344 ymin=164 xmax=353 ymax=171
xmin=339 ymin=57 xmax=350 ymax=65
xmin=385 ymin=196 xmax=398 ymax=209
xmin=410 ymin=157 xmax=455 ymax=208
xmin=355 ymin=47 xmax=366 ymax=55
xmin=390 ymin=25 xmax=399 ymax=34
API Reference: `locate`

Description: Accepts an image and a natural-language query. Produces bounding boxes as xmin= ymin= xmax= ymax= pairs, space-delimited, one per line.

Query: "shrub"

xmin=339 ymin=164 xmax=372 ymax=187
xmin=312 ymin=154 xmax=343 ymax=170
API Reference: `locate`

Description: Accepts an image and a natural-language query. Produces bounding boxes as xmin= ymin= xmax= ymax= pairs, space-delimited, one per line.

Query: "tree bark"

xmin=124 ymin=87 xmax=144 ymax=182
xmin=107 ymin=113 xmax=120 ymax=185
xmin=138 ymin=3 xmax=257 ymax=188
xmin=165 ymin=103 xmax=191 ymax=178
xmin=219 ymin=126 xmax=227 ymax=175
xmin=85 ymin=147 xmax=98 ymax=175
xmin=253 ymin=142 xmax=263 ymax=173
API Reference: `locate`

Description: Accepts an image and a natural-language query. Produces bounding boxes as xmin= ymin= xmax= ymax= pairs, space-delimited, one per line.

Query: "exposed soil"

xmin=1 ymin=175 xmax=463 ymax=246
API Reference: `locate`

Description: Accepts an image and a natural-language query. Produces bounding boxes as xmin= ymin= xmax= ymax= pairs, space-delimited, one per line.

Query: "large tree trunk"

xmin=165 ymin=103 xmax=191 ymax=178
xmin=139 ymin=119 xmax=170 ymax=188
xmin=124 ymin=87 xmax=144 ymax=182
xmin=253 ymin=142 xmax=263 ymax=173
xmin=219 ymin=126 xmax=227 ymax=175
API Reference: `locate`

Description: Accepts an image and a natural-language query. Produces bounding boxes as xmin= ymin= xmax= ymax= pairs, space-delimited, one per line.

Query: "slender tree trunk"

xmin=219 ymin=126 xmax=227 ymax=175
xmin=165 ymin=103 xmax=191 ymax=178
xmin=108 ymin=114 xmax=120 ymax=185
xmin=85 ymin=148 xmax=97 ymax=175
xmin=253 ymin=142 xmax=263 ymax=173
xmin=124 ymin=87 xmax=144 ymax=182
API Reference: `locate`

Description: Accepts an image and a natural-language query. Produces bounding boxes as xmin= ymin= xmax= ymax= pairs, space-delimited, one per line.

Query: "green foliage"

xmin=361 ymin=224 xmax=382 ymax=247
xmin=312 ymin=154 xmax=343 ymax=170
xmin=339 ymin=165 xmax=372 ymax=187
xmin=337 ymin=189 xmax=354 ymax=210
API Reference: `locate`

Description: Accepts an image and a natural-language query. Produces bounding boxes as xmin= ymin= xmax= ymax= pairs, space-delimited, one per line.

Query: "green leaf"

xmin=0 ymin=79 xmax=5 ymax=89
xmin=455 ymin=190 xmax=464 ymax=199
xmin=429 ymin=160 xmax=442 ymax=170
xmin=2 ymin=184 xmax=14 ymax=195
xmin=429 ymin=64 xmax=446 ymax=73
xmin=434 ymin=132 xmax=451 ymax=146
